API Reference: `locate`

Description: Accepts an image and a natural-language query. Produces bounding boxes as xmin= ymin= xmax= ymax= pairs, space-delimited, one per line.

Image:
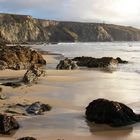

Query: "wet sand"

xmin=0 ymin=54 xmax=140 ymax=140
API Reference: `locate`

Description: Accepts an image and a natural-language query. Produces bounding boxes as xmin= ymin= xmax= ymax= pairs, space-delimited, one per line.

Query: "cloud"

xmin=0 ymin=0 xmax=140 ymax=28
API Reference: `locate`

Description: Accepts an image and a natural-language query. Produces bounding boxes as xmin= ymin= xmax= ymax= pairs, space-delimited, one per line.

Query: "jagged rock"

xmin=56 ymin=58 xmax=78 ymax=70
xmin=73 ymin=56 xmax=119 ymax=68
xmin=26 ymin=101 xmax=51 ymax=115
xmin=0 ymin=114 xmax=19 ymax=134
xmin=116 ymin=57 xmax=128 ymax=64
xmin=86 ymin=99 xmax=140 ymax=127
xmin=23 ymin=65 xmax=46 ymax=84
xmin=0 ymin=45 xmax=46 ymax=70
xmin=17 ymin=137 xmax=37 ymax=140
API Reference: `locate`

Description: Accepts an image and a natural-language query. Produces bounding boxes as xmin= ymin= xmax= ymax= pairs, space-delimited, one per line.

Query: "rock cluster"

xmin=26 ymin=102 xmax=51 ymax=115
xmin=23 ymin=65 xmax=46 ymax=84
xmin=0 ymin=45 xmax=46 ymax=70
xmin=0 ymin=114 xmax=19 ymax=134
xmin=73 ymin=56 xmax=128 ymax=68
xmin=86 ymin=98 xmax=140 ymax=127
xmin=56 ymin=58 xmax=78 ymax=70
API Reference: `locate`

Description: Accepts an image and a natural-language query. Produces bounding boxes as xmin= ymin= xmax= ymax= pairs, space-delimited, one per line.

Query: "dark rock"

xmin=56 ymin=58 xmax=78 ymax=70
xmin=1 ymin=82 xmax=22 ymax=88
xmin=0 ymin=87 xmax=2 ymax=92
xmin=17 ymin=137 xmax=37 ymax=140
xmin=116 ymin=57 xmax=128 ymax=64
xmin=5 ymin=102 xmax=51 ymax=116
xmin=26 ymin=101 xmax=51 ymax=115
xmin=23 ymin=65 xmax=46 ymax=84
xmin=0 ymin=45 xmax=46 ymax=70
xmin=86 ymin=99 xmax=140 ymax=127
xmin=0 ymin=114 xmax=19 ymax=134
xmin=73 ymin=56 xmax=127 ymax=69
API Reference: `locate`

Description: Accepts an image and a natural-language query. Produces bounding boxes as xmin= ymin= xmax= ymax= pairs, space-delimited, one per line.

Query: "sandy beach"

xmin=0 ymin=53 xmax=140 ymax=140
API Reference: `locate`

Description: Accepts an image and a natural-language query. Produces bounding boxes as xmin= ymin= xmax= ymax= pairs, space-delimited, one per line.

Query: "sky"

xmin=0 ymin=0 xmax=140 ymax=28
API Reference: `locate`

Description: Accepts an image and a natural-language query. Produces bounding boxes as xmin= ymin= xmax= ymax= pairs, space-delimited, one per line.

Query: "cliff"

xmin=0 ymin=13 xmax=140 ymax=43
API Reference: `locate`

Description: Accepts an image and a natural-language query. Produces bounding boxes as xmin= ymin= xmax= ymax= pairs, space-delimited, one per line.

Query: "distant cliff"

xmin=0 ymin=13 xmax=140 ymax=43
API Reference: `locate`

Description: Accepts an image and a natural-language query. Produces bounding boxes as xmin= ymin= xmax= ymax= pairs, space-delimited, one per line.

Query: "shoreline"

xmin=0 ymin=47 xmax=140 ymax=140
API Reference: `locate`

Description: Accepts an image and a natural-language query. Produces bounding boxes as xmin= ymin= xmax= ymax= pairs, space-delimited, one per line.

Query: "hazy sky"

xmin=0 ymin=0 xmax=140 ymax=28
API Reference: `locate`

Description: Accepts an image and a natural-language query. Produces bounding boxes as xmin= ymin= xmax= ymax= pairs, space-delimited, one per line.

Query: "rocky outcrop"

xmin=57 ymin=57 xmax=127 ymax=71
xmin=23 ymin=65 xmax=46 ymax=84
xmin=73 ymin=56 xmax=122 ymax=68
xmin=86 ymin=99 xmax=140 ymax=127
xmin=0 ymin=114 xmax=19 ymax=134
xmin=0 ymin=44 xmax=46 ymax=70
xmin=1 ymin=13 xmax=140 ymax=43
xmin=56 ymin=58 xmax=78 ymax=70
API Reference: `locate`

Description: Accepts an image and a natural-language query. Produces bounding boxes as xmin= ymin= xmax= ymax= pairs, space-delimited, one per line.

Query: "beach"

xmin=0 ymin=45 xmax=140 ymax=140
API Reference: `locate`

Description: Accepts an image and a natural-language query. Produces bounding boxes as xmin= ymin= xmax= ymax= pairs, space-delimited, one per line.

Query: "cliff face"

xmin=0 ymin=13 xmax=140 ymax=43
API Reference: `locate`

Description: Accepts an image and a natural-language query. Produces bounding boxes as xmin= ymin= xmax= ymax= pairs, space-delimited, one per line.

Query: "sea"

xmin=39 ymin=42 xmax=140 ymax=74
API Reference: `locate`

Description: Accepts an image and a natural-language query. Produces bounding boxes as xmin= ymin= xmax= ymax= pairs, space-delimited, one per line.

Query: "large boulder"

xmin=0 ymin=44 xmax=46 ymax=70
xmin=56 ymin=58 xmax=78 ymax=70
xmin=86 ymin=99 xmax=140 ymax=127
xmin=23 ymin=65 xmax=46 ymax=84
xmin=0 ymin=114 xmax=19 ymax=134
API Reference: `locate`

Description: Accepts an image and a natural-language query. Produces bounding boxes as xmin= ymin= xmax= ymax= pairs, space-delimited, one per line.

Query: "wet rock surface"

xmin=26 ymin=102 xmax=51 ymax=115
xmin=116 ymin=57 xmax=128 ymax=64
xmin=56 ymin=58 xmax=78 ymax=70
xmin=17 ymin=137 xmax=37 ymax=140
xmin=0 ymin=114 xmax=19 ymax=134
xmin=0 ymin=44 xmax=46 ymax=70
xmin=86 ymin=99 xmax=140 ymax=127
xmin=73 ymin=56 xmax=128 ymax=68
xmin=1 ymin=82 xmax=22 ymax=88
xmin=5 ymin=102 xmax=52 ymax=116
xmin=23 ymin=65 xmax=46 ymax=84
